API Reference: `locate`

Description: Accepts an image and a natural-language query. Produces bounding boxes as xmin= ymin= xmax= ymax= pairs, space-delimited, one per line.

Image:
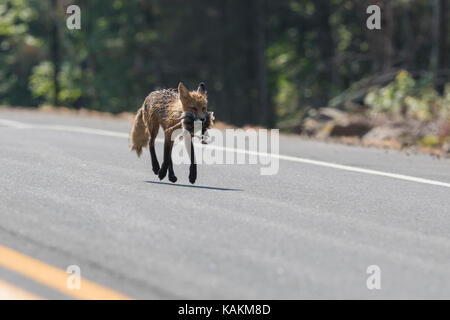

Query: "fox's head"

xmin=178 ymin=82 xmax=208 ymax=121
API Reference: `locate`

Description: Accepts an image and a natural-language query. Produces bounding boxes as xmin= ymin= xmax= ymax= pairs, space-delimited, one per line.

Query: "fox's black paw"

xmin=168 ymin=174 xmax=177 ymax=183
xmin=189 ymin=165 xmax=197 ymax=184
xmin=158 ymin=166 xmax=168 ymax=180
xmin=152 ymin=164 xmax=160 ymax=175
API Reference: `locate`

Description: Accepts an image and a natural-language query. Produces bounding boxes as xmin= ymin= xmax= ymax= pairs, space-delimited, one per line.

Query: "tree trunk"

xmin=433 ymin=0 xmax=448 ymax=95
xmin=365 ymin=0 xmax=395 ymax=74
xmin=383 ymin=0 xmax=394 ymax=71
xmin=316 ymin=0 xmax=335 ymax=104
xmin=255 ymin=0 xmax=272 ymax=127
xmin=219 ymin=0 xmax=232 ymax=125
xmin=50 ymin=0 xmax=60 ymax=106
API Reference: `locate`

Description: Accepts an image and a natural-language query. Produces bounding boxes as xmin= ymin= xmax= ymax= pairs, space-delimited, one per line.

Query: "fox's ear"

xmin=197 ymin=82 xmax=206 ymax=95
xmin=178 ymin=82 xmax=190 ymax=103
xmin=178 ymin=82 xmax=191 ymax=104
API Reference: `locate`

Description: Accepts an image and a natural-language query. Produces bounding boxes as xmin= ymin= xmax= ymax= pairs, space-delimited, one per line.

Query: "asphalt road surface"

xmin=0 ymin=108 xmax=449 ymax=299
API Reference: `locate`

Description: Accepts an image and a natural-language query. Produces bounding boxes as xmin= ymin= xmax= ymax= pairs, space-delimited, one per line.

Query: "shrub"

xmin=364 ymin=70 xmax=450 ymax=121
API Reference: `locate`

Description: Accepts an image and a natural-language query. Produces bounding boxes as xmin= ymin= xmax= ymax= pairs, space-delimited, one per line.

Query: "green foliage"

xmin=29 ymin=61 xmax=82 ymax=105
xmin=365 ymin=70 xmax=416 ymax=114
xmin=29 ymin=61 xmax=53 ymax=102
xmin=365 ymin=71 xmax=450 ymax=120
xmin=0 ymin=0 xmax=41 ymax=105
xmin=417 ymin=135 xmax=440 ymax=147
xmin=0 ymin=0 xmax=36 ymax=37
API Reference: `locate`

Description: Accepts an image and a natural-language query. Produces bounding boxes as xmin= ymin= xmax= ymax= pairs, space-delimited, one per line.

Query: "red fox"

xmin=130 ymin=82 xmax=214 ymax=184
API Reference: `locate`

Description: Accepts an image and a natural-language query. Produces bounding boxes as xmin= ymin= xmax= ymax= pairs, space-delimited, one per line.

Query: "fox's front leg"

xmin=167 ymin=141 xmax=177 ymax=183
xmin=189 ymin=141 xmax=197 ymax=184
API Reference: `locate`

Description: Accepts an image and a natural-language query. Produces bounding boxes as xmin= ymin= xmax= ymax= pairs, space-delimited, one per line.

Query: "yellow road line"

xmin=0 ymin=279 xmax=42 ymax=300
xmin=0 ymin=245 xmax=131 ymax=300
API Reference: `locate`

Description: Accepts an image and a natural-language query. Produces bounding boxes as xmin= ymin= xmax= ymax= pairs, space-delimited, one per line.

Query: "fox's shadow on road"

xmin=145 ymin=180 xmax=243 ymax=191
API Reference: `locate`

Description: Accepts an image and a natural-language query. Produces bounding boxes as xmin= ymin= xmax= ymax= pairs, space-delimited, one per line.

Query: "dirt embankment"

xmin=297 ymin=107 xmax=450 ymax=158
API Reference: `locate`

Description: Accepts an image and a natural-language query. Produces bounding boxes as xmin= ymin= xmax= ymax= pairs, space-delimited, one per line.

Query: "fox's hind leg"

xmin=149 ymin=142 xmax=160 ymax=175
xmin=158 ymin=133 xmax=176 ymax=182
xmin=167 ymin=141 xmax=177 ymax=183
xmin=149 ymin=121 xmax=160 ymax=175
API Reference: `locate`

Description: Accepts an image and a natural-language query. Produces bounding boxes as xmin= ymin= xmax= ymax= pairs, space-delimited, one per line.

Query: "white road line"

xmin=0 ymin=119 xmax=34 ymax=129
xmin=1 ymin=118 xmax=450 ymax=188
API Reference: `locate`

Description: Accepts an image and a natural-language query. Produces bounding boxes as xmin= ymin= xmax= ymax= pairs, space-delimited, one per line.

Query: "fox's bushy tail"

xmin=130 ymin=107 xmax=150 ymax=157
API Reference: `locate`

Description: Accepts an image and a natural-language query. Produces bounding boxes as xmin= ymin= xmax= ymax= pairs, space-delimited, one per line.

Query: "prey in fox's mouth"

xmin=168 ymin=110 xmax=215 ymax=144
